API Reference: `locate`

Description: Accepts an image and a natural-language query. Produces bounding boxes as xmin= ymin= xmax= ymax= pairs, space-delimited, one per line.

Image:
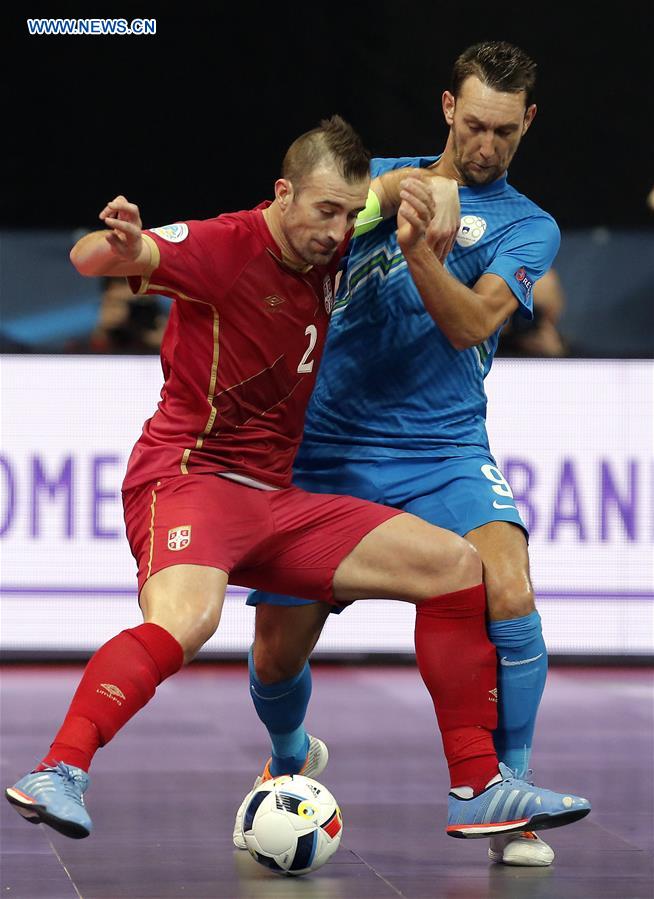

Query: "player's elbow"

xmin=69 ymin=244 xmax=94 ymax=277
xmin=447 ymin=316 xmax=498 ymax=351
xmin=446 ymin=328 xmax=486 ymax=351
xmin=70 ymin=232 xmax=111 ymax=277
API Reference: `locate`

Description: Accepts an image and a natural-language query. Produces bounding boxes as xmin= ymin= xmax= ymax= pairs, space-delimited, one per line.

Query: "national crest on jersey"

xmin=456 ymin=215 xmax=487 ymax=247
xmin=302 ymin=154 xmax=560 ymax=459
xmin=168 ymin=525 xmax=191 ymax=551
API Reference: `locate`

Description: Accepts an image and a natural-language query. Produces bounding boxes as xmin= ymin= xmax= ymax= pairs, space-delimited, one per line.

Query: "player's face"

xmin=278 ymin=166 xmax=369 ymax=266
xmin=443 ymin=76 xmax=536 ymax=186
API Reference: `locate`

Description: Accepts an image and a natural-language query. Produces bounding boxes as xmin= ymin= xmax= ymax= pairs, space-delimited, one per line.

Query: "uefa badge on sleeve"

xmin=323 ymin=275 xmax=334 ymax=314
xmin=168 ymin=526 xmax=191 ymax=551
xmin=151 ymin=223 xmax=189 ymax=243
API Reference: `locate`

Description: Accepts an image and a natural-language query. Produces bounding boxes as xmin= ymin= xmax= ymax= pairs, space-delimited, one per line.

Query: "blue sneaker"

xmin=447 ymin=763 xmax=590 ymax=839
xmin=5 ymin=763 xmax=92 ymax=839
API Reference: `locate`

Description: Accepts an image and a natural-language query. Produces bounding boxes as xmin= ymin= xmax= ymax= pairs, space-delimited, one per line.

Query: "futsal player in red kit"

xmin=5 ymin=117 xmax=589 ymax=842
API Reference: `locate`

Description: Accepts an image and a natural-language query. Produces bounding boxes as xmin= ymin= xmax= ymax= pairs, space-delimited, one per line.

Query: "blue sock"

xmin=487 ymin=611 xmax=548 ymax=779
xmin=248 ymin=648 xmax=311 ymax=776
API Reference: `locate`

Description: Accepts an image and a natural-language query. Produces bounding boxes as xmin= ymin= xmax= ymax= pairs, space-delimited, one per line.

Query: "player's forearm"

xmin=374 ymin=168 xmax=427 ymax=218
xmin=402 ymin=243 xmax=494 ymax=350
xmin=69 ymin=230 xmax=150 ymax=277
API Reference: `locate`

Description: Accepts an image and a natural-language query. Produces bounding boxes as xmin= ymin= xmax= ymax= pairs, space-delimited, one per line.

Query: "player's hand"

xmin=425 ymin=176 xmax=460 ymax=263
xmin=396 ymin=175 xmax=436 ymax=253
xmin=99 ymin=196 xmax=143 ymax=260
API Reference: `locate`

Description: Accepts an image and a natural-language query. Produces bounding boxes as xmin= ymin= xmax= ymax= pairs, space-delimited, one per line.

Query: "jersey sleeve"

xmin=355 ymin=155 xmax=441 ymax=238
xmin=128 ymin=217 xmax=244 ymax=306
xmin=370 ymin=155 xmax=438 ymax=179
xmin=484 ymin=214 xmax=561 ymax=318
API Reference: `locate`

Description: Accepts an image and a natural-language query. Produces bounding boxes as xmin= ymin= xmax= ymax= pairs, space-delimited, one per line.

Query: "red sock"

xmin=39 ymin=623 xmax=183 ymax=772
xmin=414 ymin=583 xmax=498 ymax=794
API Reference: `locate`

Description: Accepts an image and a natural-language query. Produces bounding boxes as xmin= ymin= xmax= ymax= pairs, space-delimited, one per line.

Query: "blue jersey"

xmin=300 ymin=155 xmax=560 ymax=460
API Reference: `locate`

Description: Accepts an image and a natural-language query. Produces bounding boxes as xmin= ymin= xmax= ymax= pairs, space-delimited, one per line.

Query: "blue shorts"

xmin=247 ymin=452 xmax=527 ymax=611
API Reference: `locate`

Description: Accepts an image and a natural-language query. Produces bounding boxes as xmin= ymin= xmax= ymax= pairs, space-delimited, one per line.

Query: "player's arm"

xmin=357 ymin=170 xmax=460 ymax=261
xmin=396 ymin=200 xmax=518 ymax=349
xmin=70 ymin=196 xmax=154 ymax=277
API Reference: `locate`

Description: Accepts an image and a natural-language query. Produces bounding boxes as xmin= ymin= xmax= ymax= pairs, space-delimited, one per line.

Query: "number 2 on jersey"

xmin=297 ymin=324 xmax=318 ymax=374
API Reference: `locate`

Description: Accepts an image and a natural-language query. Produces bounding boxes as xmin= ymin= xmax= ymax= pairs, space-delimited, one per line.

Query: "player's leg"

xmin=5 ymin=564 xmax=226 ymax=839
xmin=331 ymin=511 xmax=500 ymax=795
xmin=234 ymin=503 xmax=499 ymax=845
xmin=402 ymin=457 xmax=554 ymax=858
xmin=238 ymin=485 xmax=496 ymax=790
xmin=464 ymin=521 xmax=554 ymax=864
xmin=465 ymin=521 xmax=545 ymax=778
xmin=245 ymin=455 xmax=378 ymax=779
xmin=231 ymin=600 xmax=331 ymax=849
xmin=330 ymin=512 xmax=589 ymax=838
xmin=5 ymin=474 xmax=264 ymax=839
xmin=46 ymin=563 xmax=227 ymax=770
xmin=237 ymin=488 xmax=589 ymax=839
xmin=250 ymin=601 xmax=331 ymax=774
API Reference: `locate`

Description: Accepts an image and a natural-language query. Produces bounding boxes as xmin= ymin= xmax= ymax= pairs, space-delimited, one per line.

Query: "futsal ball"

xmin=242 ymin=774 xmax=343 ymax=876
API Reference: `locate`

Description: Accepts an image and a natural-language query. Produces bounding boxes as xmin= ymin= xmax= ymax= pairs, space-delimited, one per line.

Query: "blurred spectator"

xmin=0 ymin=332 xmax=32 ymax=352
xmin=497 ymin=268 xmax=567 ymax=357
xmin=66 ymin=277 xmax=167 ymax=354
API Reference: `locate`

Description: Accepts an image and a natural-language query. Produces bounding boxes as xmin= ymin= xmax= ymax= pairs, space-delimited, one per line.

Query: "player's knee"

xmin=487 ymin=578 xmax=536 ymax=621
xmin=252 ymin=641 xmax=307 ymax=685
xmin=418 ymin=534 xmax=482 ymax=599
xmin=152 ymin=604 xmax=221 ymax=664
xmin=448 ymin=536 xmax=483 ymax=591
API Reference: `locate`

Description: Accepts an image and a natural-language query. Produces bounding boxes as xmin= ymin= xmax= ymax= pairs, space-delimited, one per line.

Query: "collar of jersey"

xmin=421 ymin=154 xmax=509 ymax=198
xmin=252 ymin=202 xmax=314 ymax=274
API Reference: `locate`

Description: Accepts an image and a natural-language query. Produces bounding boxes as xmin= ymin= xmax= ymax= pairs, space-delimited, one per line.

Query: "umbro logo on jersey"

xmin=168 ymin=526 xmax=191 ymax=551
xmin=489 ymin=688 xmax=498 ymax=702
xmin=263 ymin=295 xmax=286 ymax=309
xmin=97 ymin=683 xmax=126 ymax=705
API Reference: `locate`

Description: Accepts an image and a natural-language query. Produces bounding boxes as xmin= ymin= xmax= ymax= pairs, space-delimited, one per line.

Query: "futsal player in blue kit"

xmin=236 ymin=42 xmax=568 ymax=866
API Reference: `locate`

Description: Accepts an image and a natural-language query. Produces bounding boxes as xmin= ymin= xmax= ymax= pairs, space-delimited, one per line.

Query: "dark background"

xmin=3 ymin=5 xmax=653 ymax=231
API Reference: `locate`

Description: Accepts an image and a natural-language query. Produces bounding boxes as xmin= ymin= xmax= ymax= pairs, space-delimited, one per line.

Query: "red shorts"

xmin=122 ymin=474 xmax=401 ymax=603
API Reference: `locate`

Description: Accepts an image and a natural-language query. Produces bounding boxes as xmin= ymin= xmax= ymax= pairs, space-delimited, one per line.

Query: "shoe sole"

xmin=5 ymin=788 xmax=90 ymax=839
xmin=448 ymin=806 xmax=590 ymax=839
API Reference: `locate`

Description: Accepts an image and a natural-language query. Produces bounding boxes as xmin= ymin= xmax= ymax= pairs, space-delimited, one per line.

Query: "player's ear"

xmin=522 ymin=104 xmax=537 ymax=135
xmin=275 ymin=178 xmax=294 ymax=210
xmin=442 ymin=91 xmax=455 ymax=126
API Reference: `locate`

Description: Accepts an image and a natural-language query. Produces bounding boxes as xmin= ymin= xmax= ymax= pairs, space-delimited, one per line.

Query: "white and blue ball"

xmin=242 ymin=774 xmax=343 ymax=876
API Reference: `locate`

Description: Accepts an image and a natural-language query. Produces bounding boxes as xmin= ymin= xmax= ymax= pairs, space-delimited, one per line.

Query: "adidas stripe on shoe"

xmin=447 ymin=763 xmax=590 ymax=839
xmin=5 ymin=763 xmax=92 ymax=839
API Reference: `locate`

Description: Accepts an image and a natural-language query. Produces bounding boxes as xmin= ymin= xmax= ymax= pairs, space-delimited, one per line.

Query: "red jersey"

xmin=123 ymin=203 xmax=347 ymax=491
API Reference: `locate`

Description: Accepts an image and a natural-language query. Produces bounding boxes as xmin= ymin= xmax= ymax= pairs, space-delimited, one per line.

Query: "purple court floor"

xmin=1 ymin=663 xmax=652 ymax=899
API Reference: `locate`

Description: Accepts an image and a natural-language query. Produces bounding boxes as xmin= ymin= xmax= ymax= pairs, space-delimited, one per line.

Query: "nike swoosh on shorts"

xmin=492 ymin=500 xmax=517 ymax=510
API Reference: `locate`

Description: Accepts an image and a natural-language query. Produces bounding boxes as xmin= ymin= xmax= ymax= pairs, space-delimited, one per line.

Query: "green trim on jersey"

xmin=353 ymin=188 xmax=383 ymax=237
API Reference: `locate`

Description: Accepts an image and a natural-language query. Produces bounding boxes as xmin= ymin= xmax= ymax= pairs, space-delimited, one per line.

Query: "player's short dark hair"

xmin=282 ymin=115 xmax=370 ymax=190
xmin=452 ymin=41 xmax=537 ymax=108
